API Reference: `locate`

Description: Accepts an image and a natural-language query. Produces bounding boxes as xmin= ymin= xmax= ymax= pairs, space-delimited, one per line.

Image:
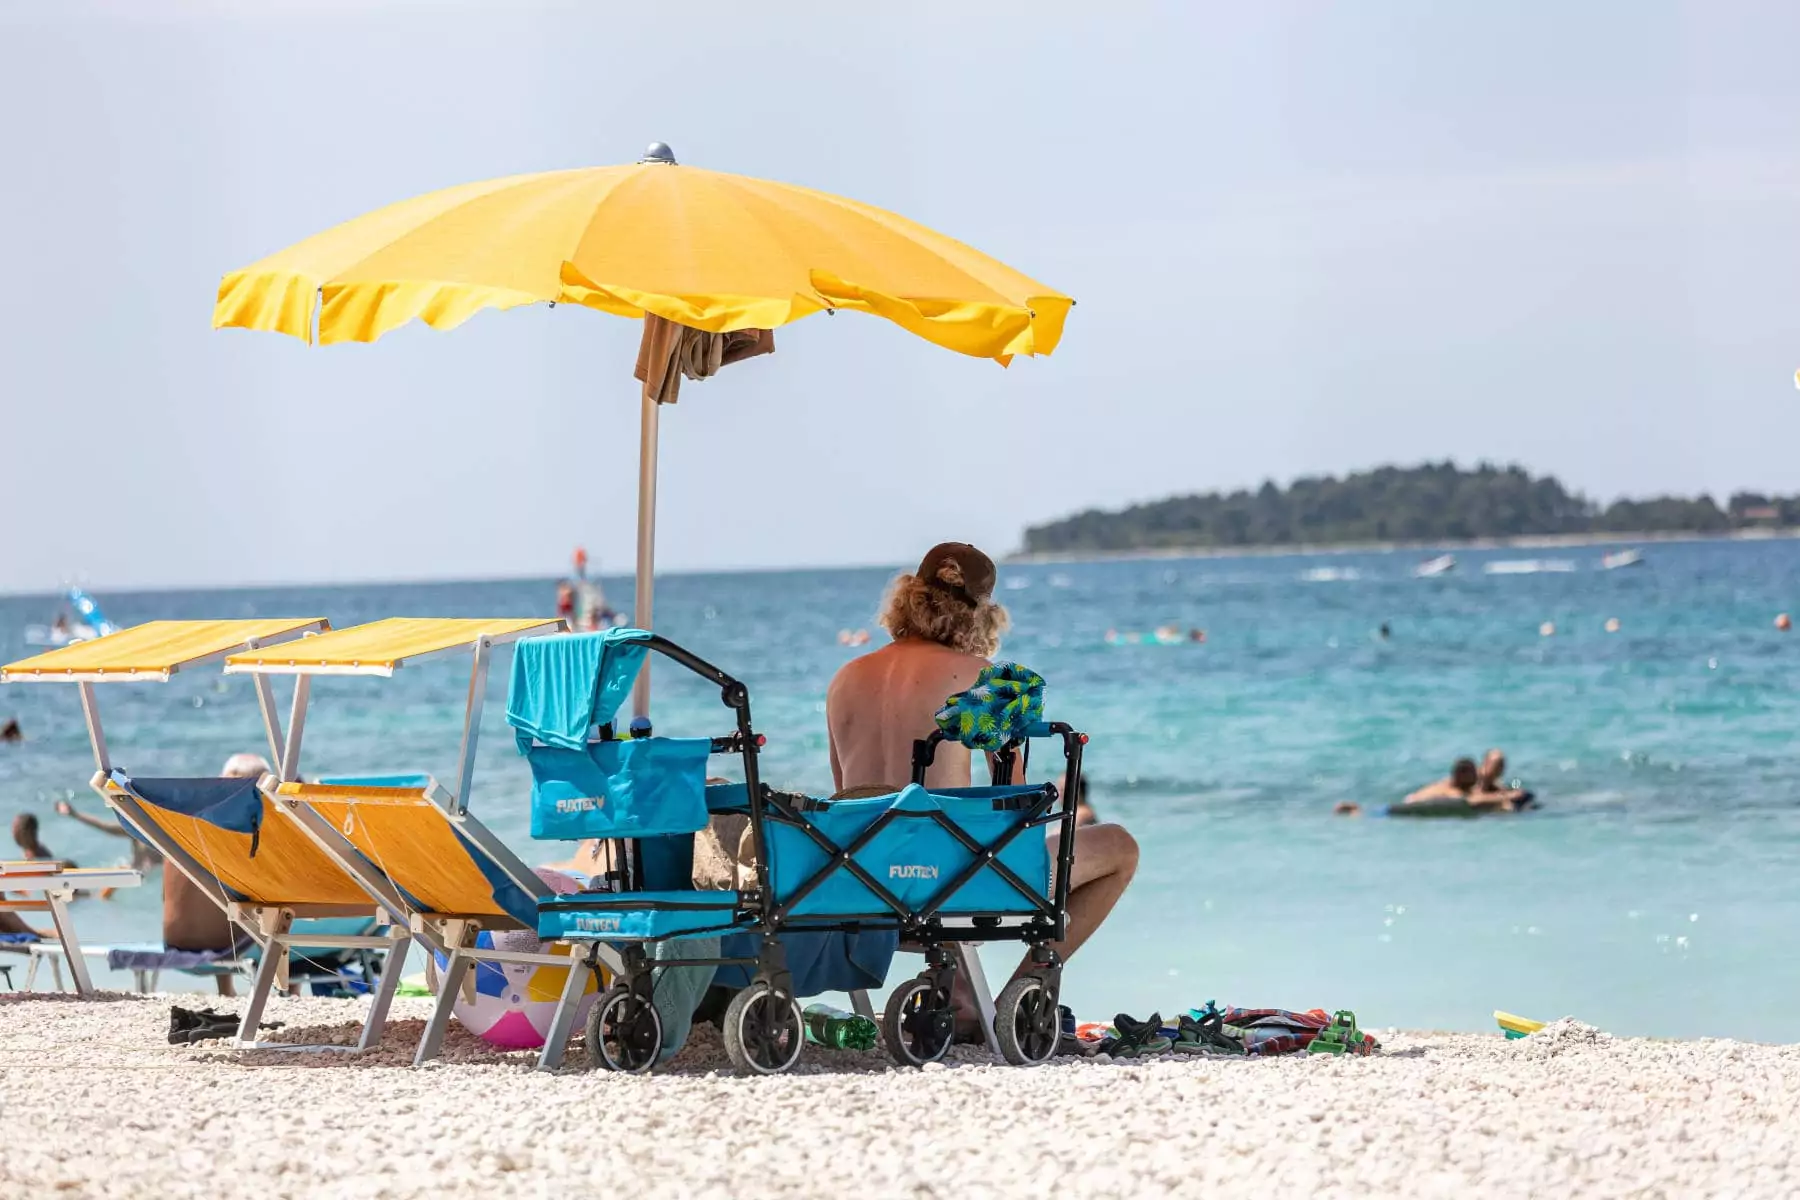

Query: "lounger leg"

xmin=236 ymin=911 xmax=291 ymax=1049
xmin=133 ymin=969 xmax=148 ymax=993
xmin=50 ymin=956 xmax=64 ymax=993
xmin=849 ymin=990 xmax=876 ymax=1020
xmin=537 ymin=946 xmax=594 ymax=1073
xmin=417 ymin=948 xmax=470 ymax=1067
xmin=24 ymin=950 xmax=40 ymax=992
xmin=356 ymin=935 xmax=409 ymax=1053
xmin=44 ymin=894 xmax=95 ymax=998
xmin=952 ymin=944 xmax=1002 ymax=1061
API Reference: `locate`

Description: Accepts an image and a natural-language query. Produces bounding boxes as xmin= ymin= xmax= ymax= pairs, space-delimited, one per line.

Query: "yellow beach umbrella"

xmin=214 ymin=142 xmax=1071 ymax=713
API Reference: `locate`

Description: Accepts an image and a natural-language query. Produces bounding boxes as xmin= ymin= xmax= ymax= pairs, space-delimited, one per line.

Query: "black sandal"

xmin=1097 ymin=1011 xmax=1171 ymax=1059
xmin=168 ymin=1004 xmax=285 ymax=1045
xmin=1174 ymin=1004 xmax=1244 ymax=1055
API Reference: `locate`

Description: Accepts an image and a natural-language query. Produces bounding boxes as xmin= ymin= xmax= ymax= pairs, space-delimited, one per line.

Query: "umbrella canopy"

xmin=213 ymin=144 xmax=1071 ymax=714
xmin=215 ymin=145 xmax=1070 ymax=364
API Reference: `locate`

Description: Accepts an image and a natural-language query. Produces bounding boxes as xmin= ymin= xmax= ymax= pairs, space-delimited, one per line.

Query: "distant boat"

xmin=1415 ymin=554 xmax=1456 ymax=578
xmin=22 ymin=586 xmax=117 ymax=647
xmin=1601 ymin=549 xmax=1644 ymax=570
xmin=1301 ymin=566 xmax=1360 ymax=583
xmin=1484 ymin=559 xmax=1577 ymax=576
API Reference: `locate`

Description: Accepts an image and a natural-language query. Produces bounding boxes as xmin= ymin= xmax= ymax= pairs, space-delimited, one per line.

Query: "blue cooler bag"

xmin=527 ymin=737 xmax=712 ymax=840
xmin=765 ymin=784 xmax=1052 ymax=917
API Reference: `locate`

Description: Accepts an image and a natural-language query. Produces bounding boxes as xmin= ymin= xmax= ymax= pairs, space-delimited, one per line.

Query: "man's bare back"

xmin=827 ymin=639 xmax=988 ymax=793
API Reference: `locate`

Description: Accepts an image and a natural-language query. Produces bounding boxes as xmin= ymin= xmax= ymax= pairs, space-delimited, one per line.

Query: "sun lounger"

xmin=2 ymin=619 xmax=414 ymax=1050
xmin=223 ymin=617 xmax=589 ymax=1065
xmin=97 ymin=771 xmax=412 ymax=1050
xmin=0 ymin=863 xmax=142 ymax=996
xmin=23 ymin=917 xmax=388 ymax=995
xmin=22 ymin=940 xmax=249 ymax=993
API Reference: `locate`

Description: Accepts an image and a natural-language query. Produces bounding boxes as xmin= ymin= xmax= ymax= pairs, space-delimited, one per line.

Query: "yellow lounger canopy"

xmin=1 ymin=619 xmax=327 ymax=682
xmin=223 ymin=617 xmax=562 ymax=676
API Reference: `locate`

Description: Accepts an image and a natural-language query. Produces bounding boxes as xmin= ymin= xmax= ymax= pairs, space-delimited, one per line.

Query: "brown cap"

xmin=916 ymin=542 xmax=996 ymax=604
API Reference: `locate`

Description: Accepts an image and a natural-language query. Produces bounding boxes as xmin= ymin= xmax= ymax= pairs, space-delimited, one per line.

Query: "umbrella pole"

xmin=631 ymin=391 xmax=659 ymax=719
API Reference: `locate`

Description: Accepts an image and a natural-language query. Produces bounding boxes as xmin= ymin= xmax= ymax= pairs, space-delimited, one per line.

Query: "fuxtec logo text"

xmin=573 ymin=916 xmax=621 ymax=933
xmin=555 ymin=795 xmax=605 ymax=815
xmin=888 ymin=864 xmax=939 ymax=880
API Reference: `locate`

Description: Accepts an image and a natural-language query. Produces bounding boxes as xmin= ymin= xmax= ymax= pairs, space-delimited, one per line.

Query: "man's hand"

xmin=54 ymin=800 xmax=72 ymax=817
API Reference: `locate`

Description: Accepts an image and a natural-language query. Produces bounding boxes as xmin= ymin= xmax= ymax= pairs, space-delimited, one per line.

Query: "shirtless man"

xmin=826 ymin=542 xmax=1139 ymax=1024
xmin=1402 ymin=756 xmax=1519 ymax=812
xmin=158 ymin=753 xmax=271 ymax=996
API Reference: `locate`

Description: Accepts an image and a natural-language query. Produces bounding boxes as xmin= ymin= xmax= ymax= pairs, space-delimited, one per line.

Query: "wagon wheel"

xmin=994 ymin=973 xmax=1060 ymax=1067
xmin=882 ymin=974 xmax=955 ymax=1067
xmin=722 ymin=982 xmax=806 ymax=1075
xmin=585 ymin=982 xmax=661 ymax=1074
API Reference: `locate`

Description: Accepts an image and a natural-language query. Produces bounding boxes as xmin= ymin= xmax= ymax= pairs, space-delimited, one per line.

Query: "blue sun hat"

xmin=934 ymin=662 xmax=1046 ymax=752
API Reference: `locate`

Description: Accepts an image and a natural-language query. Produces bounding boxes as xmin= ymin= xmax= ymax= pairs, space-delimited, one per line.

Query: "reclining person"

xmin=825 ymin=542 xmax=1138 ymax=1036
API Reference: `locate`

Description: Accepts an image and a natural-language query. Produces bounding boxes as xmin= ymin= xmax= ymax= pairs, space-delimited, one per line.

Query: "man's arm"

xmin=1466 ymin=789 xmax=1524 ymax=812
xmin=1403 ymin=778 xmax=1456 ymax=804
xmin=54 ymin=800 xmax=128 ymax=837
xmin=825 ymin=673 xmax=847 ymax=793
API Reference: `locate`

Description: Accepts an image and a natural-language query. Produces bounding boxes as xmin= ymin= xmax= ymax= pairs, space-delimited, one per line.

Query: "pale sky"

xmin=2 ymin=0 xmax=1798 ymax=592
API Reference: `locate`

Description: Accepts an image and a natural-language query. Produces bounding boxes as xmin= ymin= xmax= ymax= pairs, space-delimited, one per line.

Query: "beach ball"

xmin=430 ymin=867 xmax=602 ymax=1050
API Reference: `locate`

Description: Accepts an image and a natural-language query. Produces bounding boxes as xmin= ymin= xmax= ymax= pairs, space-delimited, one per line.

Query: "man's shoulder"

xmin=828 ymin=640 xmax=987 ymax=694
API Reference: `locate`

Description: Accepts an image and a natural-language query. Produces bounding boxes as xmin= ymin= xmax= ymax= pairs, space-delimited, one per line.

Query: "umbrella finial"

xmin=641 ymin=142 xmax=678 ymax=165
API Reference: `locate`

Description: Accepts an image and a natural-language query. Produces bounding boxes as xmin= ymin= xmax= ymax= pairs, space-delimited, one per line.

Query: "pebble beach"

xmin=4 ymin=993 xmax=1797 ymax=1199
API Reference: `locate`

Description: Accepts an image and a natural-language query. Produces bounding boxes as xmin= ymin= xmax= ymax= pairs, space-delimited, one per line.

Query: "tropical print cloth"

xmin=934 ymin=662 xmax=1046 ymax=752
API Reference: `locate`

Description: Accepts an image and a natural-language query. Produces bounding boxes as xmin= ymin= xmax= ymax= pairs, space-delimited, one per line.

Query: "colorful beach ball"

xmin=429 ymin=867 xmax=601 ymax=1050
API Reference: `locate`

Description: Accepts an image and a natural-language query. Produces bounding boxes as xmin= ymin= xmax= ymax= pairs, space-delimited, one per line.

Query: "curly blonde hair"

xmin=878 ymin=560 xmax=1010 ymax=658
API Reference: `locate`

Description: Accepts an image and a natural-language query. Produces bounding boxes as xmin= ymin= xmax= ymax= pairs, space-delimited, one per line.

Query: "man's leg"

xmin=1011 ymin=822 xmax=1139 ymax=978
xmin=947 ymin=821 xmax=1140 ymax=1036
xmin=215 ymin=974 xmax=237 ymax=998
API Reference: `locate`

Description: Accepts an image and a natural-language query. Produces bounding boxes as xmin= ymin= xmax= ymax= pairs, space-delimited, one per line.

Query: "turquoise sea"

xmin=4 ymin=538 xmax=1798 ymax=1041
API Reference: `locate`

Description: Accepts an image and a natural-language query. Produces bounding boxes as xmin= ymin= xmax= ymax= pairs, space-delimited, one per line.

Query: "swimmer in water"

xmin=1473 ymin=749 xmax=1530 ymax=810
xmin=1403 ymin=758 xmax=1481 ymax=805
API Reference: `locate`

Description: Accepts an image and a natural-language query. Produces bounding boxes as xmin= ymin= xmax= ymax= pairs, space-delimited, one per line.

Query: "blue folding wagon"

xmin=508 ymin=628 xmax=1087 ymax=1075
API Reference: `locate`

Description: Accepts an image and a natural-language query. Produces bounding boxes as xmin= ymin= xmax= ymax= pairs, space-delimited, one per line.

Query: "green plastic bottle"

xmin=803 ymin=1003 xmax=878 ymax=1050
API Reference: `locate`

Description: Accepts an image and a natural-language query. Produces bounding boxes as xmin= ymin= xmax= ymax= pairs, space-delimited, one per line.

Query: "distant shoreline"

xmin=1007 ymin=526 xmax=1800 ymax=566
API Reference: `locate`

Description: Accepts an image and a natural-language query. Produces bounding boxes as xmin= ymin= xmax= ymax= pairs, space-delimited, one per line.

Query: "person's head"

xmin=0 ymin=717 xmax=20 ymax=743
xmin=1450 ymin=758 xmax=1479 ymax=790
xmin=11 ymin=812 xmax=42 ymax=850
xmin=1480 ymin=749 xmax=1506 ymax=784
xmin=877 ymin=542 xmax=1010 ymax=658
xmin=221 ymin=753 xmax=273 ymax=780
